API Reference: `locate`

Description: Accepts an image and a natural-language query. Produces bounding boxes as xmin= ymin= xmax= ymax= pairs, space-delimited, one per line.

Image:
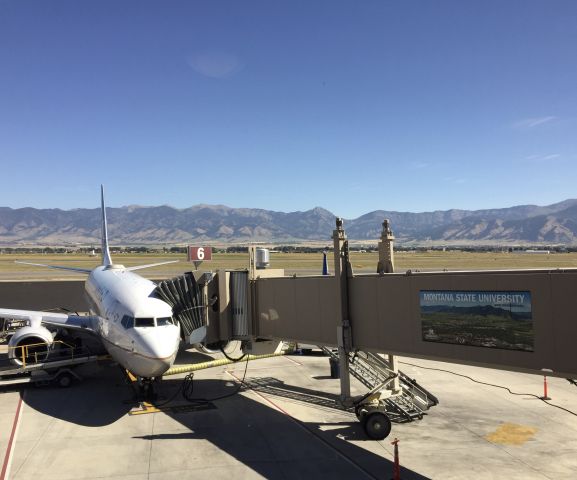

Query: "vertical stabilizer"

xmin=100 ymin=185 xmax=113 ymax=267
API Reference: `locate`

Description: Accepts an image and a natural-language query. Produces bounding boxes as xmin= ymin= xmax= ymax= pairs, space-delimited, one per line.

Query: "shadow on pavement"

xmin=20 ymin=369 xmax=430 ymax=479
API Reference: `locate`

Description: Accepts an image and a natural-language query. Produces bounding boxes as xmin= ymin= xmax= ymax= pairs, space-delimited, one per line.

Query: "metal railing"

xmin=6 ymin=340 xmax=88 ymax=368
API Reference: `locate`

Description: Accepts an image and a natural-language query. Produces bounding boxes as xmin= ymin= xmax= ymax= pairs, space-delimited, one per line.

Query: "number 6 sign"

xmin=188 ymin=246 xmax=212 ymax=262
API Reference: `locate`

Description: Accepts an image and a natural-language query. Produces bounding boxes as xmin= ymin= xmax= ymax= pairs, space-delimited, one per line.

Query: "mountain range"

xmin=1 ymin=199 xmax=577 ymax=245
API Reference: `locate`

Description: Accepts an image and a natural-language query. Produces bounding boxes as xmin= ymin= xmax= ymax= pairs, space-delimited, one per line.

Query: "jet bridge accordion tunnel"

xmin=153 ymin=272 xmax=206 ymax=343
xmin=154 ymin=270 xmax=256 ymax=349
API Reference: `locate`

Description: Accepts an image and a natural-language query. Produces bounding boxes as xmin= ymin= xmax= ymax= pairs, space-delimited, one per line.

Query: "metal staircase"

xmin=321 ymin=347 xmax=438 ymax=422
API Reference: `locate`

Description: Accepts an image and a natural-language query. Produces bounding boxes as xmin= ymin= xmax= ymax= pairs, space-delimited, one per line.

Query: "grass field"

xmin=1 ymin=250 xmax=577 ymax=280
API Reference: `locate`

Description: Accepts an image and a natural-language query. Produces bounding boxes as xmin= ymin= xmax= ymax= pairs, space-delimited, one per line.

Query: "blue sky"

xmin=1 ymin=1 xmax=576 ymax=218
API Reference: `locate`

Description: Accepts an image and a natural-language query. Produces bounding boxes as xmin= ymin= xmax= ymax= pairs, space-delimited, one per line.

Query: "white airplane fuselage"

xmin=85 ymin=265 xmax=180 ymax=377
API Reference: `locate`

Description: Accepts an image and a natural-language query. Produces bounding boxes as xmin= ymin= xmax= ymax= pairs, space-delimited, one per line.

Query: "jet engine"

xmin=8 ymin=325 xmax=54 ymax=365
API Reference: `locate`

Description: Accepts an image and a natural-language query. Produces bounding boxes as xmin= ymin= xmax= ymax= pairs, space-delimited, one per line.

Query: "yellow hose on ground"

xmin=163 ymin=352 xmax=285 ymax=376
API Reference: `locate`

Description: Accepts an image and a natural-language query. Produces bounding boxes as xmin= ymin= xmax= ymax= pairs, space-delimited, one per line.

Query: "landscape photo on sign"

xmin=420 ymin=290 xmax=533 ymax=352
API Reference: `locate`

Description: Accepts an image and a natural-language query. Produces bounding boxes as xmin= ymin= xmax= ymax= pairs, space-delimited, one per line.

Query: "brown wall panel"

xmin=348 ymin=271 xmax=577 ymax=378
xmin=0 ymin=280 xmax=88 ymax=312
xmin=550 ymin=274 xmax=577 ymax=372
xmin=255 ymin=276 xmax=339 ymax=345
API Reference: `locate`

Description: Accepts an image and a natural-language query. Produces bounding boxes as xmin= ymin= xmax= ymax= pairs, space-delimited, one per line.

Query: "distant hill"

xmin=1 ymin=199 xmax=577 ymax=245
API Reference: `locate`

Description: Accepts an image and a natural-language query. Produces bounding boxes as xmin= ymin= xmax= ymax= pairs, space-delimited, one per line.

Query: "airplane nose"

xmin=132 ymin=326 xmax=180 ymax=377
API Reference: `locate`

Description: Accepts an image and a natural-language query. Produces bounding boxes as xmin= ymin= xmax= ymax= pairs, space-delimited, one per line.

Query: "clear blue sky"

xmin=1 ymin=1 xmax=576 ymax=218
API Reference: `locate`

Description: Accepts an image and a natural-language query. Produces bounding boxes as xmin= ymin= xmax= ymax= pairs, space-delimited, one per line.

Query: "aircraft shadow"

xmin=20 ymin=370 xmax=430 ymax=479
xmin=21 ymin=364 xmax=134 ymax=427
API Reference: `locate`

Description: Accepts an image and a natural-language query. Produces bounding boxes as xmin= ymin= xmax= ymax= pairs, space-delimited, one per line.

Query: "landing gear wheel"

xmin=57 ymin=372 xmax=73 ymax=388
xmin=140 ymin=378 xmax=156 ymax=402
xmin=363 ymin=411 xmax=392 ymax=440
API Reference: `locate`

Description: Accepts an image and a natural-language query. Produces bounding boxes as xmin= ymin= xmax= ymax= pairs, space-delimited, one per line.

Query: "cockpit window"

xmin=156 ymin=317 xmax=174 ymax=326
xmin=134 ymin=317 xmax=155 ymax=327
xmin=121 ymin=315 xmax=134 ymax=329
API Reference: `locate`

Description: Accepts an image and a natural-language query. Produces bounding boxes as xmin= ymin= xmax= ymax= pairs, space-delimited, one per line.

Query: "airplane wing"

xmin=0 ymin=308 xmax=99 ymax=333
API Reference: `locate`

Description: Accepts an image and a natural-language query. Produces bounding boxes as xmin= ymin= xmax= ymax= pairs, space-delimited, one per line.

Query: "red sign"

xmin=187 ymin=246 xmax=212 ymax=262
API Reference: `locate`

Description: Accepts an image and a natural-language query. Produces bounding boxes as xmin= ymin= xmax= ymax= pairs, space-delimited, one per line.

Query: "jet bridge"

xmin=211 ymin=219 xmax=577 ymax=438
xmin=233 ymin=220 xmax=577 ymax=380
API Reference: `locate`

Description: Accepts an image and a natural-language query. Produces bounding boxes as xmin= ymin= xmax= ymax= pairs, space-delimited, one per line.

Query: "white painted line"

xmin=283 ymin=356 xmax=302 ymax=366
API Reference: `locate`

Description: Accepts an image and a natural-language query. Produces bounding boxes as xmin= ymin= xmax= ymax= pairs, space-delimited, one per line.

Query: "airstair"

xmin=321 ymin=347 xmax=438 ymax=422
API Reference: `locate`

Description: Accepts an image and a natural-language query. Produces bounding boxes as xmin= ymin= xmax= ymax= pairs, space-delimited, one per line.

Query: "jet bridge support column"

xmin=333 ymin=218 xmax=353 ymax=405
xmin=377 ymin=219 xmax=400 ymax=394
xmin=377 ymin=219 xmax=395 ymax=275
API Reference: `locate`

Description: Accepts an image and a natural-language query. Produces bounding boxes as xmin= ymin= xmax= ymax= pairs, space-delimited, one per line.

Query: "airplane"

xmin=0 ymin=186 xmax=204 ymax=393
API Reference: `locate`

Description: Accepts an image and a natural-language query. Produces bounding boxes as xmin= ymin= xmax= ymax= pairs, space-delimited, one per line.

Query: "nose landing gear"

xmin=123 ymin=368 xmax=158 ymax=403
xmin=138 ymin=377 xmax=156 ymax=402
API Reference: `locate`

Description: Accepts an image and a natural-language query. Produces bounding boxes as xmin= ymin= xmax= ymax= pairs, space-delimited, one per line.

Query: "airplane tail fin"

xmin=322 ymin=251 xmax=330 ymax=275
xmin=101 ymin=185 xmax=113 ymax=267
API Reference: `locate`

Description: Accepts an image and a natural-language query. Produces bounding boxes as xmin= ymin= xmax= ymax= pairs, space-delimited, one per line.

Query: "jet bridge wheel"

xmin=54 ymin=371 xmax=75 ymax=388
xmin=357 ymin=406 xmax=392 ymax=440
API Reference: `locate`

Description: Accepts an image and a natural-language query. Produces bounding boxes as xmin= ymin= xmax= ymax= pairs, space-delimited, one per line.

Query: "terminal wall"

xmin=0 ymin=280 xmax=88 ymax=312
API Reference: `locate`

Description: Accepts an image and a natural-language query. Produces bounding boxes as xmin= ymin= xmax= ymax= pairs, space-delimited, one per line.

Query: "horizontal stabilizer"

xmin=15 ymin=261 xmax=92 ymax=274
xmin=126 ymin=260 xmax=179 ymax=271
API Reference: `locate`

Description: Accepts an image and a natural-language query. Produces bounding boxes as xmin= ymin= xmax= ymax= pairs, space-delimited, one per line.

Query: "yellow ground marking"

xmin=129 ymin=401 xmax=162 ymax=415
xmin=485 ymin=423 xmax=537 ymax=446
xmin=126 ymin=370 xmax=137 ymax=382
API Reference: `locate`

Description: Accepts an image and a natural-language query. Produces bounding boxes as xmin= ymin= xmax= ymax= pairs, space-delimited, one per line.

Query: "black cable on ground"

xmin=220 ymin=344 xmax=247 ymax=362
xmin=399 ymin=361 xmax=577 ymax=417
xmin=152 ymin=374 xmax=195 ymax=407
xmin=154 ymin=354 xmax=251 ymax=407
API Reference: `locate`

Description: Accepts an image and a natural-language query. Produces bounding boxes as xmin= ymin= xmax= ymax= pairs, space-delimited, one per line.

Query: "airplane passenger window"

xmin=121 ymin=315 xmax=134 ymax=329
xmin=134 ymin=317 xmax=155 ymax=327
xmin=156 ymin=317 xmax=173 ymax=326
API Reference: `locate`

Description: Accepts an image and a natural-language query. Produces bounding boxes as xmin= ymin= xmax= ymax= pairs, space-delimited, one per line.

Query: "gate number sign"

xmin=188 ymin=246 xmax=212 ymax=262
